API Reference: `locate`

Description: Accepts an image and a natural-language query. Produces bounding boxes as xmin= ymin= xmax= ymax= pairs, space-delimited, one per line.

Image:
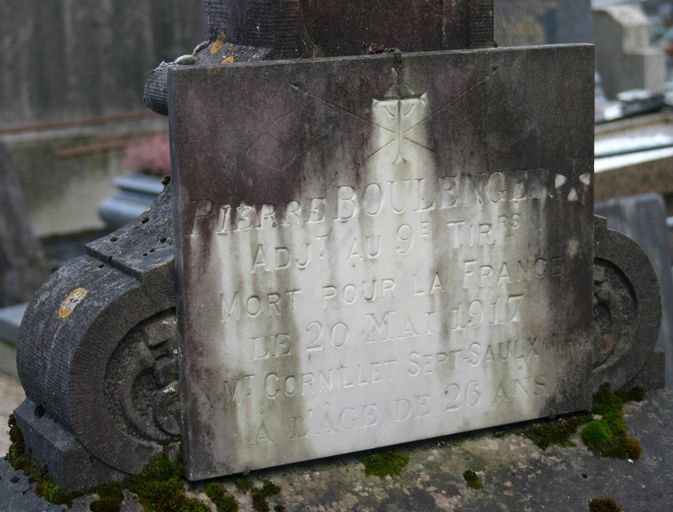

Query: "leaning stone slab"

xmin=169 ymin=44 xmax=596 ymax=479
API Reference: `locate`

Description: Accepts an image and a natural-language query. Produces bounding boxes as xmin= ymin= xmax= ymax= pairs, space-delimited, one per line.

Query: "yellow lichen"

xmin=58 ymin=287 xmax=88 ymax=319
xmin=211 ymin=33 xmax=227 ymax=54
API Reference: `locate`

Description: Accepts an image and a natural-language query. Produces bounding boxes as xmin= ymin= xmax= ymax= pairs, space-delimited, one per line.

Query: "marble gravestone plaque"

xmin=169 ymin=45 xmax=595 ymax=480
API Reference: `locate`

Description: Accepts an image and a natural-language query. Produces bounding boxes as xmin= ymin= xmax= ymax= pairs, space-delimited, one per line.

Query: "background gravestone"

xmin=0 ymin=142 xmax=49 ymax=307
xmin=596 ymin=194 xmax=673 ymax=388
xmin=594 ymin=5 xmax=666 ymax=99
xmin=494 ymin=0 xmax=592 ymax=46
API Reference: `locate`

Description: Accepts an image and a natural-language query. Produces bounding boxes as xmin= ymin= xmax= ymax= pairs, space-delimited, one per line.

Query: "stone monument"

xmin=594 ymin=4 xmax=666 ymax=99
xmin=171 ymin=44 xmax=597 ymax=479
xmin=494 ymin=0 xmax=592 ymax=47
xmin=13 ymin=0 xmax=664 ymax=492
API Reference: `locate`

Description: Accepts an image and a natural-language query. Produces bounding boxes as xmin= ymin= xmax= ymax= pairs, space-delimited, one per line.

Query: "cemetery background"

xmin=3 ymin=0 xmax=673 ymax=511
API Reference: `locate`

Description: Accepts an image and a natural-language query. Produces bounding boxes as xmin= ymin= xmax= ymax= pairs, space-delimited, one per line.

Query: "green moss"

xmin=90 ymin=483 xmax=124 ymax=512
xmin=581 ymin=385 xmax=643 ymax=460
xmin=127 ymin=455 xmax=208 ymax=512
xmin=589 ymin=497 xmax=623 ymax=512
xmin=204 ymin=482 xmax=239 ymax=512
xmin=7 ymin=414 xmax=29 ymax=471
xmin=526 ymin=414 xmax=592 ymax=450
xmin=35 ymin=477 xmax=72 ymax=506
xmin=615 ymin=388 xmax=645 ymax=403
xmin=251 ymin=490 xmax=271 ymax=512
xmin=361 ymin=451 xmax=410 ymax=478
xmin=250 ymin=480 xmax=281 ymax=512
xmin=234 ymin=478 xmax=253 ymax=492
xmin=462 ymin=470 xmax=483 ymax=490
xmin=581 ymin=421 xmax=613 ymax=447
xmin=274 ymin=506 xmax=286 ymax=512
xmin=526 ymin=386 xmax=644 ymax=460
xmin=6 ymin=415 xmax=73 ymax=506
xmin=260 ymin=480 xmax=281 ymax=497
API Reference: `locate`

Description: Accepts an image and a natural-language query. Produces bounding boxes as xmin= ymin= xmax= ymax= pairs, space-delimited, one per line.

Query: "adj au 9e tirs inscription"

xmin=170 ymin=45 xmax=596 ymax=479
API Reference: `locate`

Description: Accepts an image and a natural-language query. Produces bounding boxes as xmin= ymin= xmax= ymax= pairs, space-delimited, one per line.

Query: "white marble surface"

xmin=172 ymin=47 xmax=595 ymax=479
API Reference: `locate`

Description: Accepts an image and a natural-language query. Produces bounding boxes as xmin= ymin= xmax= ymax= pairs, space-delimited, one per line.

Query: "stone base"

xmin=632 ymin=350 xmax=667 ymax=391
xmin=14 ymin=400 xmax=127 ymax=493
xmin=3 ymin=389 xmax=673 ymax=511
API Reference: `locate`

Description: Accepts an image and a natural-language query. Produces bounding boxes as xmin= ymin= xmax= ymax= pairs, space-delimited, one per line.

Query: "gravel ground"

xmin=1 ymin=388 xmax=673 ymax=511
xmin=0 ymin=373 xmax=24 ymax=455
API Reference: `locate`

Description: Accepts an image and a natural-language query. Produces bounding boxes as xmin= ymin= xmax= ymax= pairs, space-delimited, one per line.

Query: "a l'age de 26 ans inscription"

xmin=171 ymin=46 xmax=595 ymax=479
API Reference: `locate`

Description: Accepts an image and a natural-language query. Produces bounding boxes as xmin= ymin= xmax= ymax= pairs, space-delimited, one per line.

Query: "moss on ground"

xmin=250 ymin=480 xmax=281 ymax=512
xmin=5 ymin=386 xmax=647 ymax=510
xmin=361 ymin=451 xmax=410 ymax=478
xmin=581 ymin=385 xmax=643 ymax=460
xmin=6 ymin=414 xmax=72 ymax=506
xmin=526 ymin=413 xmax=593 ymax=450
xmin=589 ymin=497 xmax=623 ymax=512
xmin=526 ymin=385 xmax=644 ymax=460
xmin=204 ymin=482 xmax=239 ymax=512
xmin=88 ymin=483 xmax=124 ymax=512
xmin=34 ymin=477 xmax=73 ymax=506
xmin=233 ymin=478 xmax=253 ymax=492
xmin=6 ymin=414 xmax=286 ymax=512
xmin=231 ymin=478 xmax=282 ymax=512
xmin=462 ymin=469 xmax=483 ymax=490
xmin=127 ymin=455 xmax=209 ymax=512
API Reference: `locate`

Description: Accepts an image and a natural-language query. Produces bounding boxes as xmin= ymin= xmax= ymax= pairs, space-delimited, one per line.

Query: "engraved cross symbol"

xmin=554 ymin=160 xmax=593 ymax=204
xmin=368 ymin=93 xmax=433 ymax=164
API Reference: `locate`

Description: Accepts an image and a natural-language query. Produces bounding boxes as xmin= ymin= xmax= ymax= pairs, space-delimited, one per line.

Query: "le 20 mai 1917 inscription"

xmin=169 ymin=46 xmax=595 ymax=479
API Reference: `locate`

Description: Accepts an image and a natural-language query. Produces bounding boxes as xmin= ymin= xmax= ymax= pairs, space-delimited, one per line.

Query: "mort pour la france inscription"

xmin=169 ymin=46 xmax=595 ymax=479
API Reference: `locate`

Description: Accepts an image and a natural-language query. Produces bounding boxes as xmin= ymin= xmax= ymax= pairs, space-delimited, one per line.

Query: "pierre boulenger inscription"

xmin=172 ymin=47 xmax=594 ymax=479
xmin=189 ymin=167 xmax=587 ymax=456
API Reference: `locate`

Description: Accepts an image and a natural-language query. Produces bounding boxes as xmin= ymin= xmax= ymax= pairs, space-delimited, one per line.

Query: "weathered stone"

xmin=13 ymin=400 xmax=127 ymax=493
xmin=595 ymin=195 xmax=670 ymax=388
xmin=145 ymin=0 xmax=495 ymax=115
xmin=144 ymin=45 xmax=272 ymax=116
xmin=169 ymin=44 xmax=596 ymax=479
xmin=15 ymin=187 xmax=178 ymax=490
xmin=203 ymin=0 xmax=494 ymax=57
